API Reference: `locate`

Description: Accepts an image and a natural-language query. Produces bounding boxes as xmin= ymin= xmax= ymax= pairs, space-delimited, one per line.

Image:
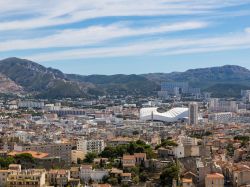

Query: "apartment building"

xmin=6 ymin=169 xmax=46 ymax=187
xmin=79 ymin=165 xmax=108 ymax=183
xmin=14 ymin=143 xmax=73 ymax=167
xmin=77 ymin=139 xmax=105 ymax=153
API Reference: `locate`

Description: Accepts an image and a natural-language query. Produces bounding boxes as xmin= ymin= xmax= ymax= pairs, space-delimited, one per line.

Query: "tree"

xmin=226 ymin=143 xmax=235 ymax=157
xmin=139 ymin=172 xmax=148 ymax=182
xmin=133 ymin=130 xmax=139 ymax=135
xmin=160 ymin=162 xmax=180 ymax=187
xmin=99 ymin=140 xmax=155 ymax=160
xmin=127 ymin=142 xmax=136 ymax=155
xmin=135 ymin=146 xmax=145 ymax=153
xmin=77 ymin=158 xmax=82 ymax=164
xmin=84 ymin=152 xmax=97 ymax=163
xmin=107 ymin=177 xmax=118 ymax=185
xmin=234 ymin=135 xmax=250 ymax=142
xmin=99 ymin=159 xmax=104 ymax=168
xmin=14 ymin=153 xmax=34 ymax=164
xmin=88 ymin=178 xmax=94 ymax=184
xmin=133 ymin=176 xmax=139 ymax=184
xmin=131 ymin=166 xmax=139 ymax=175
xmin=0 ymin=156 xmax=15 ymax=169
xmin=234 ymin=136 xmax=250 ymax=148
xmin=145 ymin=148 xmax=156 ymax=159
xmin=99 ymin=146 xmax=116 ymax=158
xmin=155 ymin=139 xmax=178 ymax=150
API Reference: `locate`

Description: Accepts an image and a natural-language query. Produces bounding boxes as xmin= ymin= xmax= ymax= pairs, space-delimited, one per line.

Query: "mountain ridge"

xmin=0 ymin=57 xmax=250 ymax=98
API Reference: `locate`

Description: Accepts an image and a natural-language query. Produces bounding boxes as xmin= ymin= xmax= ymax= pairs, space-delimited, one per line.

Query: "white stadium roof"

xmin=140 ymin=107 xmax=188 ymax=122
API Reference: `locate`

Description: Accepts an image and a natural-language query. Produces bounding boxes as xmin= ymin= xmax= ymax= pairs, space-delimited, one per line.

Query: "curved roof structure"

xmin=140 ymin=107 xmax=188 ymax=122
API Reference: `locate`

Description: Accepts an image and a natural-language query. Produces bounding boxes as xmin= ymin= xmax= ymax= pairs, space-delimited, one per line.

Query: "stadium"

xmin=140 ymin=107 xmax=189 ymax=122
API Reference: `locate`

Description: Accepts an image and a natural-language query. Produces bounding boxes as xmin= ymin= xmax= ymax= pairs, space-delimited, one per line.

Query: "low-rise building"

xmin=0 ymin=170 xmax=10 ymax=187
xmin=122 ymin=155 xmax=136 ymax=168
xmin=46 ymin=169 xmax=70 ymax=187
xmin=6 ymin=169 xmax=46 ymax=187
xmin=205 ymin=173 xmax=224 ymax=187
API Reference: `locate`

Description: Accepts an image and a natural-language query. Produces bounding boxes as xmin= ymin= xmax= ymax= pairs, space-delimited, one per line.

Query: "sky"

xmin=0 ymin=0 xmax=250 ymax=75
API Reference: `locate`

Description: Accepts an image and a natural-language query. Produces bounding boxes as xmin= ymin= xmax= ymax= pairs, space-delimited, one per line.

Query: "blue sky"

xmin=0 ymin=0 xmax=250 ymax=75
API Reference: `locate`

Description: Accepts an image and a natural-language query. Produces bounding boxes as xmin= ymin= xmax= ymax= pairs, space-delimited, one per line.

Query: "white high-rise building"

xmin=18 ymin=100 xmax=44 ymax=109
xmin=209 ymin=98 xmax=238 ymax=113
xmin=241 ymin=90 xmax=250 ymax=102
xmin=77 ymin=139 xmax=105 ymax=153
xmin=189 ymin=102 xmax=198 ymax=126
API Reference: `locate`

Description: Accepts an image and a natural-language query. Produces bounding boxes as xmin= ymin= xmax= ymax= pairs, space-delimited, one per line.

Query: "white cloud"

xmin=0 ymin=21 xmax=208 ymax=51
xmin=246 ymin=28 xmax=250 ymax=34
xmin=25 ymin=30 xmax=250 ymax=61
xmin=0 ymin=0 xmax=248 ymax=31
xmin=1 ymin=0 xmax=250 ymax=63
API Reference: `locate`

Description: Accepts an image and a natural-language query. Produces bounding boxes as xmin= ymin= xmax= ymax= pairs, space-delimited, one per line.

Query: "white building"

xmin=77 ymin=139 xmax=105 ymax=153
xmin=180 ymin=136 xmax=198 ymax=146
xmin=80 ymin=165 xmax=108 ymax=183
xmin=91 ymin=169 xmax=109 ymax=182
xmin=209 ymin=99 xmax=238 ymax=113
xmin=208 ymin=112 xmax=233 ymax=122
xmin=241 ymin=90 xmax=250 ymax=102
xmin=18 ymin=100 xmax=44 ymax=109
xmin=173 ymin=144 xmax=185 ymax=158
xmin=140 ymin=107 xmax=188 ymax=122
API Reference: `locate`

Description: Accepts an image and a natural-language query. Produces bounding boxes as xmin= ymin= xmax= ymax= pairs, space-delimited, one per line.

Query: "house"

xmin=205 ymin=173 xmax=224 ymax=187
xmin=80 ymin=165 xmax=92 ymax=182
xmin=8 ymin=164 xmax=21 ymax=172
xmin=134 ymin=153 xmax=146 ymax=165
xmin=46 ymin=169 xmax=70 ymax=187
xmin=110 ymin=168 xmax=123 ymax=178
xmin=233 ymin=167 xmax=250 ymax=186
xmin=91 ymin=169 xmax=109 ymax=183
xmin=122 ymin=155 xmax=136 ymax=168
xmin=70 ymin=167 xmax=80 ymax=179
xmin=121 ymin=173 xmax=132 ymax=183
xmin=80 ymin=165 xmax=109 ymax=183
xmin=182 ymin=178 xmax=195 ymax=187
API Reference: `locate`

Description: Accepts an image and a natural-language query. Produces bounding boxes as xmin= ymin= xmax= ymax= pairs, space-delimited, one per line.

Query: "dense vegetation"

xmin=99 ymin=140 xmax=156 ymax=159
xmin=234 ymin=135 xmax=250 ymax=147
xmin=160 ymin=162 xmax=180 ymax=187
xmin=205 ymin=84 xmax=250 ymax=98
xmin=0 ymin=153 xmax=34 ymax=169
xmin=155 ymin=139 xmax=178 ymax=150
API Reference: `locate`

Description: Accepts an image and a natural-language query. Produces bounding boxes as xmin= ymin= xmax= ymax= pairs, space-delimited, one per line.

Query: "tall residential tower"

xmin=189 ymin=102 xmax=198 ymax=126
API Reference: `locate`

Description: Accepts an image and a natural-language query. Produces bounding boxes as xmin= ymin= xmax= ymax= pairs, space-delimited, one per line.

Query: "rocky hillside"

xmin=0 ymin=73 xmax=23 ymax=94
xmin=0 ymin=58 xmax=90 ymax=98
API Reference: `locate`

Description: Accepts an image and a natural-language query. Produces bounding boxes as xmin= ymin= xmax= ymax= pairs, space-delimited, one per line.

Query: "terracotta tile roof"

xmin=182 ymin=178 xmax=193 ymax=183
xmin=81 ymin=165 xmax=92 ymax=170
xmin=206 ymin=173 xmax=224 ymax=179
xmin=123 ymin=155 xmax=135 ymax=160
xmin=8 ymin=151 xmax=49 ymax=159
xmin=134 ymin=153 xmax=146 ymax=158
xmin=121 ymin=173 xmax=132 ymax=177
